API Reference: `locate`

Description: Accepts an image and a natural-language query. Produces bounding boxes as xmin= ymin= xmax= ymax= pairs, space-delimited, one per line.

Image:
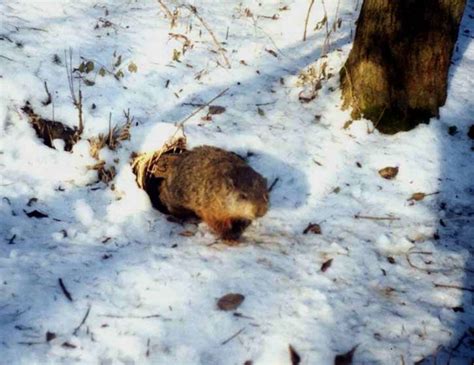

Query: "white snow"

xmin=1 ymin=0 xmax=473 ymax=364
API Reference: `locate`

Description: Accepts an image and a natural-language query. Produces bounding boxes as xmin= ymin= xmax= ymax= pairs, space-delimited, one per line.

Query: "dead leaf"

xmin=114 ymin=54 xmax=122 ymax=67
xmin=408 ymin=192 xmax=426 ymax=201
xmin=378 ymin=166 xmax=398 ymax=180
xmin=61 ymin=342 xmax=77 ymax=349
xmin=335 ymin=346 xmax=358 ymax=365
xmin=46 ymin=331 xmax=56 ymax=342
xmin=8 ymin=234 xmax=16 ymax=245
xmin=303 ymin=223 xmax=322 ymax=235
xmin=208 ymin=105 xmax=226 ymax=115
xmin=321 ymin=258 xmax=333 ymax=272
xmin=78 ymin=62 xmax=86 ymax=73
xmin=314 ymin=16 xmax=327 ymax=31
xmin=85 ymin=60 xmax=94 ymax=73
xmin=217 ymin=293 xmax=245 ymax=311
xmin=343 ymin=120 xmax=353 ymax=129
xmin=468 ymin=124 xmax=474 ymax=139
xmin=298 ymin=90 xmax=316 ymax=103
xmin=115 ymin=70 xmax=124 ymax=79
xmin=179 ymin=230 xmax=196 ymax=237
xmin=172 ymin=49 xmax=181 ymax=62
xmin=128 ymin=62 xmax=138 ymax=73
xmin=265 ymin=48 xmax=278 ymax=57
xmin=24 ymin=209 xmax=48 ymax=219
xmin=289 ymin=345 xmax=301 ymax=365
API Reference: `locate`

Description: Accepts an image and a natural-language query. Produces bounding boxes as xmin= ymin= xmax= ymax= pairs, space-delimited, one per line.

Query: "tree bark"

xmin=340 ymin=0 xmax=466 ymax=134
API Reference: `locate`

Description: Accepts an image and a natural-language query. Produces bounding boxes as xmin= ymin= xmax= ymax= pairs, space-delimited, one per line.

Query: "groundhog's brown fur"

xmin=158 ymin=146 xmax=269 ymax=240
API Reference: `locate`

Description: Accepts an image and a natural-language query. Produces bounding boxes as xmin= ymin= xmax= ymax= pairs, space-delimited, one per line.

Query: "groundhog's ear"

xmin=226 ymin=177 xmax=235 ymax=188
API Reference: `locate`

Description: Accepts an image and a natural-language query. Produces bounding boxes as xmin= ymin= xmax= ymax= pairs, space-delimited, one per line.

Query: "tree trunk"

xmin=340 ymin=0 xmax=466 ymax=134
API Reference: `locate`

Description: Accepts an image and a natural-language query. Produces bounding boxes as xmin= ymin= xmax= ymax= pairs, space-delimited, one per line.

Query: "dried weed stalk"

xmin=303 ymin=0 xmax=316 ymax=41
xmin=186 ymin=4 xmax=231 ymax=68
xmin=88 ymin=110 xmax=133 ymax=184
xmin=64 ymin=49 xmax=84 ymax=134
xmin=297 ymin=59 xmax=328 ymax=102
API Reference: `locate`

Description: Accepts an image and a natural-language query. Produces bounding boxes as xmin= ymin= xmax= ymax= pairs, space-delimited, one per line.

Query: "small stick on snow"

xmin=406 ymin=251 xmax=433 ymax=272
xmin=73 ymin=305 xmax=91 ymax=336
xmin=221 ymin=327 xmax=245 ymax=345
xmin=354 ymin=214 xmax=400 ymax=221
xmin=98 ymin=314 xmax=164 ymax=319
xmin=433 ymin=283 xmax=474 ymax=292
xmin=268 ymin=177 xmax=279 ymax=192
xmin=146 ymin=338 xmax=151 ymax=357
xmin=58 ymin=278 xmax=73 ymax=302
xmin=42 ymin=81 xmax=52 ymax=106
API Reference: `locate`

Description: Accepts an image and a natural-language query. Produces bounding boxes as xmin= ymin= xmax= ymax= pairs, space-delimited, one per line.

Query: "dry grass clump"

xmin=296 ymin=59 xmax=329 ymax=102
xmin=87 ymin=110 xmax=133 ymax=184
xmin=132 ymin=130 xmax=187 ymax=190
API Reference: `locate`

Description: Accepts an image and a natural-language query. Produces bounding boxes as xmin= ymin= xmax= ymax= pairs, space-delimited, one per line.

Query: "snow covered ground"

xmin=1 ymin=1 xmax=473 ymax=364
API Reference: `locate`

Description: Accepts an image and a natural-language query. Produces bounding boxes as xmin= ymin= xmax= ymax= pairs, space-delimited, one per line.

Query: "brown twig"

xmin=146 ymin=338 xmax=151 ymax=357
xmin=58 ymin=278 xmax=73 ymax=302
xmin=73 ymin=305 xmax=91 ymax=336
xmin=177 ymin=87 xmax=229 ymax=127
xmin=156 ymin=0 xmax=174 ymax=19
xmin=433 ymin=283 xmax=474 ymax=292
xmin=187 ymin=5 xmax=231 ymax=68
xmin=65 ymin=49 xmax=77 ymax=105
xmin=98 ymin=314 xmax=164 ymax=319
xmin=42 ymin=81 xmax=52 ymax=106
xmin=77 ymin=86 xmax=83 ymax=134
xmin=64 ymin=49 xmax=84 ymax=134
xmin=354 ymin=214 xmax=400 ymax=221
xmin=406 ymin=251 xmax=433 ymax=272
xmin=268 ymin=177 xmax=279 ymax=192
xmin=221 ymin=328 xmax=245 ymax=345
xmin=303 ymin=0 xmax=316 ymax=41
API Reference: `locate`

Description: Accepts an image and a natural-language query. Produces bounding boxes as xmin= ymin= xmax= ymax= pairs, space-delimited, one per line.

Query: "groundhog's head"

xmin=225 ymin=165 xmax=269 ymax=219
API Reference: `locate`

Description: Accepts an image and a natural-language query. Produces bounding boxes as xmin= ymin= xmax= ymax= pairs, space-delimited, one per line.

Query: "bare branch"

xmin=187 ymin=5 xmax=231 ymax=68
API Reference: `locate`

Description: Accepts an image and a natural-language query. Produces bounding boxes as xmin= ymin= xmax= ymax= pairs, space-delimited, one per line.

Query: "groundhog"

xmin=158 ymin=146 xmax=269 ymax=240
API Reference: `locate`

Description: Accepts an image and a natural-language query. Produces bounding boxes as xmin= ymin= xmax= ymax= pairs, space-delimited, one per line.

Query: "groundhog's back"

xmin=160 ymin=146 xmax=268 ymax=221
